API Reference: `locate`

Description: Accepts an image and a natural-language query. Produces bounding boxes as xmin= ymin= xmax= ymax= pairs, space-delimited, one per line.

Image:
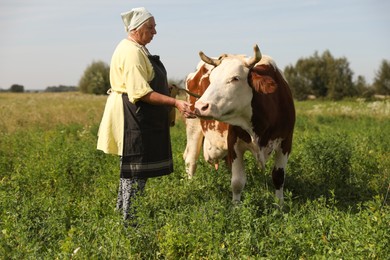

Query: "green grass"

xmin=0 ymin=94 xmax=389 ymax=259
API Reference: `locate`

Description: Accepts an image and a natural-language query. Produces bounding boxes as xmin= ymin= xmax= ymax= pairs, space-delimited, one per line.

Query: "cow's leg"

xmin=272 ymin=148 xmax=289 ymax=205
xmin=231 ymin=143 xmax=246 ymax=202
xmin=183 ymin=118 xmax=203 ymax=179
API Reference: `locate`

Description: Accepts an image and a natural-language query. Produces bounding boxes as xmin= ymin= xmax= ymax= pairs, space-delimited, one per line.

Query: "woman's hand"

xmin=174 ymin=99 xmax=196 ymax=118
xmin=140 ymin=91 xmax=196 ymax=118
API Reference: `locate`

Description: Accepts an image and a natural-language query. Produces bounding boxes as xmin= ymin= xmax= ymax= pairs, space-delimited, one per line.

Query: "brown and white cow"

xmin=194 ymin=45 xmax=295 ymax=203
xmin=183 ymin=61 xmax=229 ymax=178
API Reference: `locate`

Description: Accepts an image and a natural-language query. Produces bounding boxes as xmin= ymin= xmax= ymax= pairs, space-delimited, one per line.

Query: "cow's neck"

xmin=227 ymin=107 xmax=256 ymax=142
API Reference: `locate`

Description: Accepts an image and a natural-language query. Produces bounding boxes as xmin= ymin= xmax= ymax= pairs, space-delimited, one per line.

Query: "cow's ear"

xmin=249 ymin=66 xmax=277 ymax=94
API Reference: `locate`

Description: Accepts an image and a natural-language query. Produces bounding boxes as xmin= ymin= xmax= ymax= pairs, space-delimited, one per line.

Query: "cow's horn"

xmin=199 ymin=51 xmax=221 ymax=67
xmin=247 ymin=44 xmax=262 ymax=68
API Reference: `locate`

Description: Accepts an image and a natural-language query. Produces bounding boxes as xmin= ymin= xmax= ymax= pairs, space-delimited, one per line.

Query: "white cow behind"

xmin=183 ymin=61 xmax=229 ymax=179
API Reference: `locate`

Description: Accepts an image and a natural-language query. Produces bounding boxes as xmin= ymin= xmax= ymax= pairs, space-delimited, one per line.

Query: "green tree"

xmin=9 ymin=84 xmax=24 ymax=93
xmin=326 ymin=54 xmax=356 ymax=100
xmin=373 ymin=60 xmax=390 ymax=95
xmin=284 ymin=64 xmax=312 ymax=101
xmin=79 ymin=61 xmax=110 ymax=94
xmin=284 ymin=50 xmax=356 ymax=100
xmin=354 ymin=75 xmax=372 ymax=97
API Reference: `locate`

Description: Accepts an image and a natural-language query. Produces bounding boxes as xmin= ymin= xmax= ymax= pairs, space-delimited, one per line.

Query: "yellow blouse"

xmin=97 ymin=39 xmax=154 ymax=155
xmin=109 ymin=39 xmax=154 ymax=103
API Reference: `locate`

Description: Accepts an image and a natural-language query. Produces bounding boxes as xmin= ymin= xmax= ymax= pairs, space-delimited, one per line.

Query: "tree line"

xmin=284 ymin=50 xmax=389 ymax=100
xmin=0 ymin=84 xmax=77 ymax=93
xmin=77 ymin=51 xmax=389 ymax=100
xmin=3 ymin=50 xmax=389 ymax=100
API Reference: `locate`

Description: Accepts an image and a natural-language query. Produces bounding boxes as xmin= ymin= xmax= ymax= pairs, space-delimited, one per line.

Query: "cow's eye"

xmin=228 ymin=76 xmax=240 ymax=83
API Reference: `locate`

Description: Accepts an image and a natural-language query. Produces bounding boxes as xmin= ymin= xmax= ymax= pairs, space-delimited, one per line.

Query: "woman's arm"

xmin=139 ymin=91 xmax=196 ymax=118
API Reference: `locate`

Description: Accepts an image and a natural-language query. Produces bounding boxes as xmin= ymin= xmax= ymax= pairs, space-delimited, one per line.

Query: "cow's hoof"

xmin=232 ymin=200 xmax=242 ymax=207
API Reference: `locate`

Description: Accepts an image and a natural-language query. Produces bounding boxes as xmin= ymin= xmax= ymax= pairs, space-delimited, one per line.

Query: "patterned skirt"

xmin=116 ymin=170 xmax=147 ymax=221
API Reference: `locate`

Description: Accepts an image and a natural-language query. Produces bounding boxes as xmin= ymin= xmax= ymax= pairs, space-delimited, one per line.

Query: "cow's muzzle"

xmin=194 ymin=101 xmax=213 ymax=119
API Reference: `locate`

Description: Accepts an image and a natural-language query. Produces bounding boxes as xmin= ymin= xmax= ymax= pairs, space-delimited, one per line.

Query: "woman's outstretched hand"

xmin=175 ymin=99 xmax=196 ymax=118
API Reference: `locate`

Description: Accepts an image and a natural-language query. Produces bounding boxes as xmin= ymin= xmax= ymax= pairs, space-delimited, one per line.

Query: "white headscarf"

xmin=121 ymin=7 xmax=153 ymax=32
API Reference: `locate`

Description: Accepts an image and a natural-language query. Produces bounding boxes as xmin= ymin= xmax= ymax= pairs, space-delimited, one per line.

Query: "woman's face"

xmin=134 ymin=17 xmax=157 ymax=45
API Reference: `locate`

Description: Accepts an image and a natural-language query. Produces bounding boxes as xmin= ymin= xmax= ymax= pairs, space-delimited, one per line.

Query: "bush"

xmin=78 ymin=61 xmax=110 ymax=95
xmin=9 ymin=84 xmax=24 ymax=92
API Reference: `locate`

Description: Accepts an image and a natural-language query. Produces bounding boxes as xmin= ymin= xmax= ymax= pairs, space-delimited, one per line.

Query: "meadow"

xmin=0 ymin=92 xmax=389 ymax=259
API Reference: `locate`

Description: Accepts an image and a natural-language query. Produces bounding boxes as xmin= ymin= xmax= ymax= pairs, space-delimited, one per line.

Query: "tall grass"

xmin=0 ymin=93 xmax=389 ymax=259
xmin=0 ymin=92 xmax=106 ymax=133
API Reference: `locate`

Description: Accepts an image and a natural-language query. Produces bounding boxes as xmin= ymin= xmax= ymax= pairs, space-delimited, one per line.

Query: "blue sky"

xmin=0 ymin=0 xmax=389 ymax=90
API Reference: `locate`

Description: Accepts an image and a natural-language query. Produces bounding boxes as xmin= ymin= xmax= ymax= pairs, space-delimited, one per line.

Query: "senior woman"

xmin=97 ymin=7 xmax=194 ymax=224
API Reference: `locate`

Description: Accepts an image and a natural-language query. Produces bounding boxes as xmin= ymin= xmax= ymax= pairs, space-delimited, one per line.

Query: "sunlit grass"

xmin=295 ymin=99 xmax=390 ymax=119
xmin=0 ymin=92 xmax=107 ymax=133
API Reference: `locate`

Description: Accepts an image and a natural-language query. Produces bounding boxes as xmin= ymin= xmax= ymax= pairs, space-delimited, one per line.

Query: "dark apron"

xmin=120 ymin=55 xmax=173 ymax=179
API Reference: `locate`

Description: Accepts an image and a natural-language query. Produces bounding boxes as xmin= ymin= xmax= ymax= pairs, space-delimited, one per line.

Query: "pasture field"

xmin=0 ymin=92 xmax=389 ymax=259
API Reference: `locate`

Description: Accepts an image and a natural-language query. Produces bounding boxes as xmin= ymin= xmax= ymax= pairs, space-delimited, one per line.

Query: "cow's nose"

xmin=195 ymin=101 xmax=210 ymax=116
xmin=194 ymin=101 xmax=209 ymax=115
xmin=199 ymin=102 xmax=209 ymax=112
